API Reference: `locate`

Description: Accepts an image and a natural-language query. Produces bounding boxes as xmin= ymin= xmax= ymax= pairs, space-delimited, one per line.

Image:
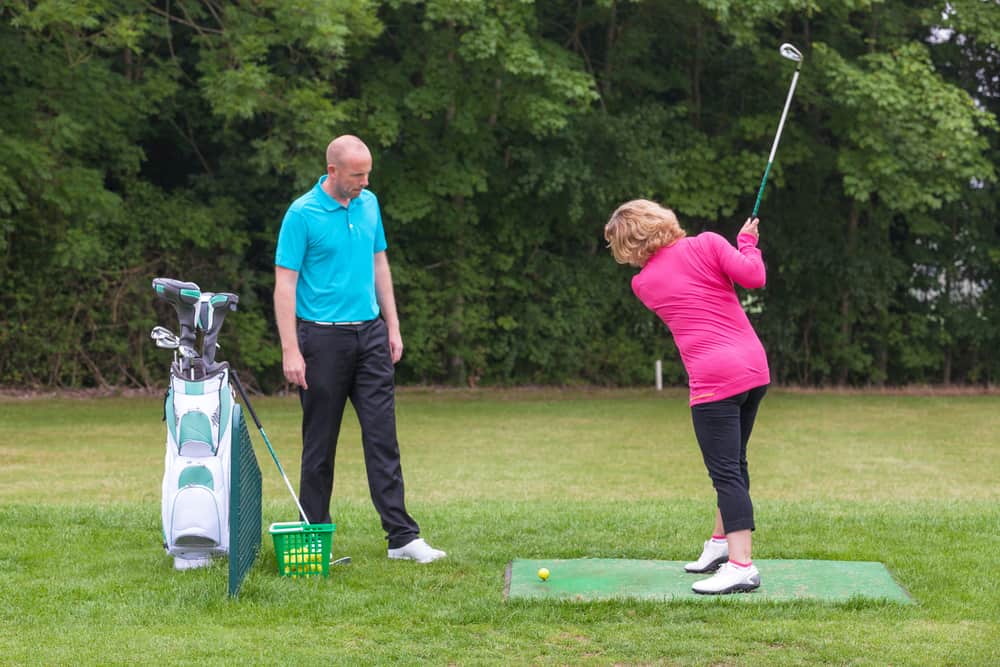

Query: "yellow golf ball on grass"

xmin=537 ymin=567 xmax=550 ymax=581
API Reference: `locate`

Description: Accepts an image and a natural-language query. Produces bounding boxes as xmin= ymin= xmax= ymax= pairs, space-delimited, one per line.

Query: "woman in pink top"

xmin=605 ymin=199 xmax=770 ymax=595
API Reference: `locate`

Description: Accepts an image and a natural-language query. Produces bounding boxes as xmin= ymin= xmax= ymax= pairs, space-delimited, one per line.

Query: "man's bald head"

xmin=326 ymin=135 xmax=370 ymax=168
xmin=322 ymin=135 xmax=373 ymax=204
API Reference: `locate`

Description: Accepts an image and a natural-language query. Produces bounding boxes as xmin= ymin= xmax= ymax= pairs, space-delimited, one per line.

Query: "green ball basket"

xmin=269 ymin=521 xmax=336 ymax=578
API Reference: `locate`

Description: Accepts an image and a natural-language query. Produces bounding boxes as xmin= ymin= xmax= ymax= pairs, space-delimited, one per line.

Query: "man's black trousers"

xmin=297 ymin=318 xmax=420 ymax=549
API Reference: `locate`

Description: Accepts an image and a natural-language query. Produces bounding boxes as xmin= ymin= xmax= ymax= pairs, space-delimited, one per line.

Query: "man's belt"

xmin=299 ymin=319 xmax=372 ymax=326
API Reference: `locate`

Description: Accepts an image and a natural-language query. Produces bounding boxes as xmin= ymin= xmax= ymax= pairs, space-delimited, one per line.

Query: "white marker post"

xmin=655 ymin=359 xmax=663 ymax=391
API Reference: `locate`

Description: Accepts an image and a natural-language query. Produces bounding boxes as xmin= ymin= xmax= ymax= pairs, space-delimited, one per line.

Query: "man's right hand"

xmin=282 ymin=348 xmax=308 ymax=390
xmin=274 ymin=266 xmax=307 ymax=389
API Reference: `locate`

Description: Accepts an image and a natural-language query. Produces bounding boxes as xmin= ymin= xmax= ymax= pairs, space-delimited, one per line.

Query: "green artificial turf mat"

xmin=505 ymin=558 xmax=912 ymax=603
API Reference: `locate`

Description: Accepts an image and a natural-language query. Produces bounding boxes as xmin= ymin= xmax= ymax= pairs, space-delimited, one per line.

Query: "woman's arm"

xmin=716 ymin=218 xmax=766 ymax=289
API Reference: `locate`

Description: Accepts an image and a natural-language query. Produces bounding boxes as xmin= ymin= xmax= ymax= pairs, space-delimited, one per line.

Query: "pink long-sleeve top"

xmin=632 ymin=231 xmax=770 ymax=406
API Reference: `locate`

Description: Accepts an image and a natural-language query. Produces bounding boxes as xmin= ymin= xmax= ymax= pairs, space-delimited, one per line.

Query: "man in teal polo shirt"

xmin=274 ymin=135 xmax=445 ymax=563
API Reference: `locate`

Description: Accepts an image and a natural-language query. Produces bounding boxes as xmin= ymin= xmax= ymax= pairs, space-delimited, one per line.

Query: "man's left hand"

xmin=388 ymin=328 xmax=403 ymax=364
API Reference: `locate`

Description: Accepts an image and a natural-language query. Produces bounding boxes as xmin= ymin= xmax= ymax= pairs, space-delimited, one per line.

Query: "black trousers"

xmin=690 ymin=385 xmax=768 ymax=534
xmin=297 ymin=318 xmax=420 ymax=549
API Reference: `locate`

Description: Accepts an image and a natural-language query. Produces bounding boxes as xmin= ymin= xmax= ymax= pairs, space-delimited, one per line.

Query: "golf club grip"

xmin=231 ymin=370 xmax=287 ymax=473
xmin=230 ymin=369 xmax=312 ymax=524
xmin=752 ymin=162 xmax=772 ymax=218
xmin=229 ymin=371 xmax=263 ymax=430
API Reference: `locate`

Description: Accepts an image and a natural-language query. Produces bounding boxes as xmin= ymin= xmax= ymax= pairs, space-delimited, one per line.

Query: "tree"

xmin=1 ymin=1 xmax=997 ymax=389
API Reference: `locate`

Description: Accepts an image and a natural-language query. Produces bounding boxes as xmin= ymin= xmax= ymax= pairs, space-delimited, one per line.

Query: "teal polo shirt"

xmin=275 ymin=176 xmax=387 ymax=322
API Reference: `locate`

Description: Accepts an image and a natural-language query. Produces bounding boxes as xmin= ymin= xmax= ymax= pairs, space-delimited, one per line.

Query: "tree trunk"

xmin=447 ymin=292 xmax=466 ymax=386
xmin=942 ymin=218 xmax=957 ymax=385
xmin=447 ymin=195 xmax=467 ymax=386
xmin=837 ymin=203 xmax=859 ymax=385
xmin=691 ymin=20 xmax=702 ymax=129
xmin=602 ymin=0 xmax=616 ymax=98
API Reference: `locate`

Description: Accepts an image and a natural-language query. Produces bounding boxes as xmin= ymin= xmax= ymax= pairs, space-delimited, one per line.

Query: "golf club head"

xmin=151 ymin=326 xmax=180 ymax=349
xmin=150 ymin=326 xmax=175 ymax=341
xmin=780 ymin=43 xmax=803 ymax=63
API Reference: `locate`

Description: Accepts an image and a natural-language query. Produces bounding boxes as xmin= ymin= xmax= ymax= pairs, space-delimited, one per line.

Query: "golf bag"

xmin=152 ymin=277 xmax=241 ymax=570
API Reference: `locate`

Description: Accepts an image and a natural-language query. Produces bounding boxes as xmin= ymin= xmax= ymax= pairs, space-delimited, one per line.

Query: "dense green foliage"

xmin=1 ymin=1 xmax=997 ymax=389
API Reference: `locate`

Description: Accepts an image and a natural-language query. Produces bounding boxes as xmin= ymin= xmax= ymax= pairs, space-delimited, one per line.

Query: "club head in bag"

xmin=151 ymin=326 xmax=180 ymax=349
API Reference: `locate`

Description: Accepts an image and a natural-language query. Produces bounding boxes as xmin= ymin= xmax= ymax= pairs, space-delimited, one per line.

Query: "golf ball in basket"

xmin=538 ymin=567 xmax=550 ymax=581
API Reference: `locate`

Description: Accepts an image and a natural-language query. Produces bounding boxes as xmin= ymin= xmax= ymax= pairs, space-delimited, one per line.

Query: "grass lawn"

xmin=1 ymin=388 xmax=998 ymax=665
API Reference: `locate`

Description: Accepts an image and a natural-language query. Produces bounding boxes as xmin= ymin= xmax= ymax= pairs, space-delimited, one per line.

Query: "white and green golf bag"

xmin=153 ymin=278 xmax=240 ymax=570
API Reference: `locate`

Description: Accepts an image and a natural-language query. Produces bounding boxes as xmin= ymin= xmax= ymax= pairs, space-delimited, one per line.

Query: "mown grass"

xmin=1 ymin=388 xmax=998 ymax=665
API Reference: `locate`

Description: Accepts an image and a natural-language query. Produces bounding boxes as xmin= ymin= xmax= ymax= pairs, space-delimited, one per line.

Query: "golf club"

xmin=151 ymin=326 xmax=182 ymax=366
xmin=150 ymin=326 xmax=178 ymax=346
xmin=751 ymin=42 xmax=803 ymax=218
xmin=229 ymin=369 xmax=311 ymax=524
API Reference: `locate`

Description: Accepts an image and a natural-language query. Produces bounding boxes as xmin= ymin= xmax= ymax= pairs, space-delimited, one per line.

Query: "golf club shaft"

xmin=752 ymin=68 xmax=800 ymax=217
xmin=230 ymin=370 xmax=311 ymax=524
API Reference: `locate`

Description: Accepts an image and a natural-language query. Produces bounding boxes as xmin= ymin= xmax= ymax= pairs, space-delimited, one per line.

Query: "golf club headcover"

xmin=198 ymin=292 xmax=239 ymax=368
xmin=153 ymin=278 xmax=201 ymax=352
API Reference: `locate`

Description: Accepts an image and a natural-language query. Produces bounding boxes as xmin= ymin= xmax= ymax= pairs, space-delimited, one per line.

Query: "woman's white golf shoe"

xmin=692 ymin=562 xmax=761 ymax=595
xmin=684 ymin=539 xmax=729 ymax=573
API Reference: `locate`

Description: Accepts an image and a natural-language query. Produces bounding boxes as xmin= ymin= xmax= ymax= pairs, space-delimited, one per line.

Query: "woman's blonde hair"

xmin=604 ymin=199 xmax=686 ymax=267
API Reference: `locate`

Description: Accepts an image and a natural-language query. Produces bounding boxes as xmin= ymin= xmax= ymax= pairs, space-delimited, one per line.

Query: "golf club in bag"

xmin=751 ymin=43 xmax=803 ymax=218
xmin=151 ymin=277 xmax=242 ymax=570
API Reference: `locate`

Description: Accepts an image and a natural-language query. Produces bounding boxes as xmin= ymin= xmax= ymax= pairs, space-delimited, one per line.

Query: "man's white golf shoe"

xmin=691 ymin=562 xmax=761 ymax=595
xmin=388 ymin=538 xmax=447 ymax=563
xmin=684 ymin=539 xmax=729 ymax=573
